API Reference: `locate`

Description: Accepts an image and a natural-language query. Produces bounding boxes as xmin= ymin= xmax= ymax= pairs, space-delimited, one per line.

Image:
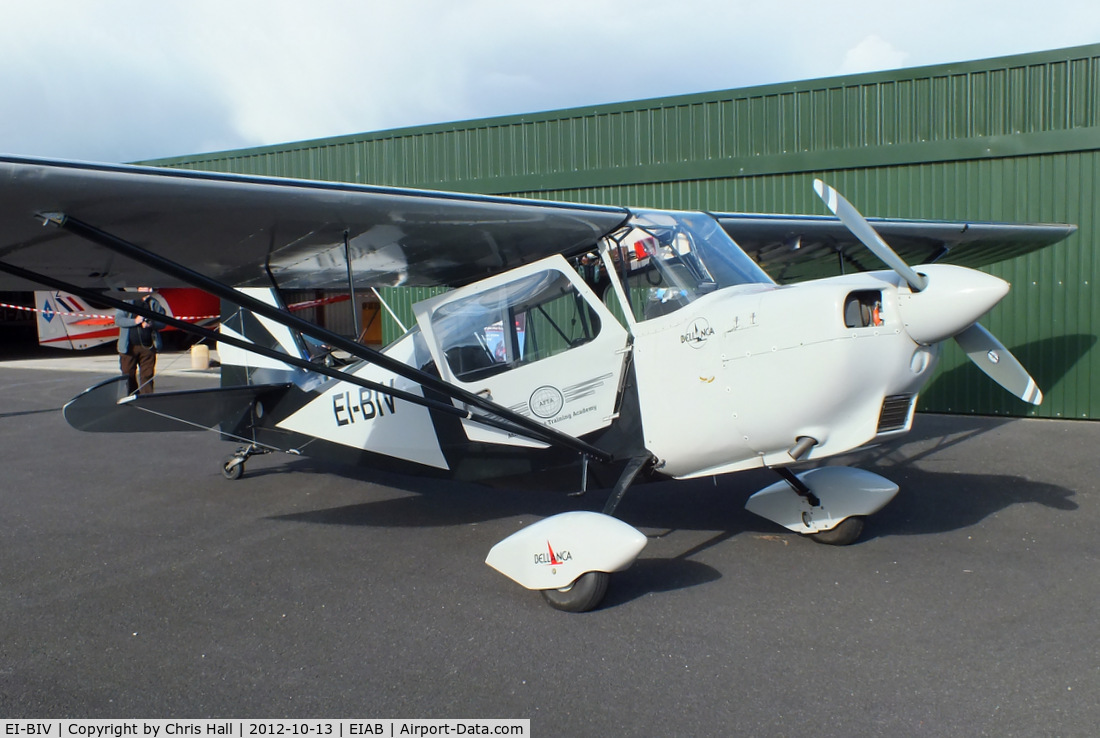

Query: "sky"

xmin=1 ymin=0 xmax=1098 ymax=163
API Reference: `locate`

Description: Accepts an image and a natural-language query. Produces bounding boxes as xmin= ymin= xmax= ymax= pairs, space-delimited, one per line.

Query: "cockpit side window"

xmin=430 ymin=269 xmax=602 ymax=383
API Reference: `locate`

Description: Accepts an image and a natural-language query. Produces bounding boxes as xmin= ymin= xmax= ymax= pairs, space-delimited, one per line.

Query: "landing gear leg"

xmin=602 ymin=454 xmax=654 ymax=516
xmin=775 ymin=466 xmax=820 ymax=507
xmin=222 ymin=444 xmax=269 ymax=480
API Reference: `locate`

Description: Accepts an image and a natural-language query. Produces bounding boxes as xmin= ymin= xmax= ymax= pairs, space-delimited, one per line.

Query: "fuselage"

xmin=255 ymin=209 xmax=1010 ymax=483
xmin=627 ymin=271 xmax=936 ymax=477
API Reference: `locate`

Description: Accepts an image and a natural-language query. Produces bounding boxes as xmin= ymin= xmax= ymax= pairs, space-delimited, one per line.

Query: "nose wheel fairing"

xmin=745 ymin=466 xmax=899 ymax=536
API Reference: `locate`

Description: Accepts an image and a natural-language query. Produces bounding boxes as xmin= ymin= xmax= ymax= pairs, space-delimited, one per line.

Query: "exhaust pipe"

xmin=787 ymin=436 xmax=818 ymax=461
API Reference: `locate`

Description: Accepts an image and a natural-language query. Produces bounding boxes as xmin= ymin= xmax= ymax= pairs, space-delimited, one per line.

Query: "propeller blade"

xmin=813 ymin=179 xmax=928 ymax=292
xmin=954 ymin=323 xmax=1043 ymax=405
xmin=810 ymin=180 xmax=1040 ymax=405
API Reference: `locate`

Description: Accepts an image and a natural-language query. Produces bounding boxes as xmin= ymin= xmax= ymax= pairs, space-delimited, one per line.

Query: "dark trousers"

xmin=120 ymin=345 xmax=157 ymax=394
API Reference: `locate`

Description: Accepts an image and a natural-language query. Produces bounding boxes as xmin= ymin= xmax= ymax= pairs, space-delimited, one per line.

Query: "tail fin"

xmin=34 ymin=291 xmax=118 ymax=350
xmin=218 ymin=287 xmax=311 ymax=386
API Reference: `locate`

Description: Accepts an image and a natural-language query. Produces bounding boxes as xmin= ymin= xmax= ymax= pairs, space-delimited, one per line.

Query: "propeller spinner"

xmin=813 ymin=179 xmax=1043 ymax=406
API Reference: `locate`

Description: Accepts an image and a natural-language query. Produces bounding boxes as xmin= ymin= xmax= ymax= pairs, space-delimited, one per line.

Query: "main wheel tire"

xmin=222 ymin=457 xmax=245 ymax=480
xmin=540 ymin=571 xmax=610 ymax=612
xmin=806 ymin=516 xmax=864 ymax=546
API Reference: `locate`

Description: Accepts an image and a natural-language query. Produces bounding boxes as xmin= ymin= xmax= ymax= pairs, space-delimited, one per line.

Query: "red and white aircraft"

xmin=33 ymin=288 xmax=219 ymax=350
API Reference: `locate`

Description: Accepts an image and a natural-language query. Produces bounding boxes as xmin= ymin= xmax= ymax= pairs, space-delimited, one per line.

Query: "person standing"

xmin=116 ymin=290 xmax=162 ymax=395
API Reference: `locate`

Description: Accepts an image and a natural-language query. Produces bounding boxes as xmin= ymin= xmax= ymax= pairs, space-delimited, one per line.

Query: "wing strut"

xmin=343 ymin=230 xmax=361 ymax=339
xmin=27 ymin=213 xmax=615 ymax=462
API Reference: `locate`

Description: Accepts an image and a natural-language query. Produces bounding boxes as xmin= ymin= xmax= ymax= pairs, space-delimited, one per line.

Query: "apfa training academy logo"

xmin=529 ymin=385 xmax=565 ymax=419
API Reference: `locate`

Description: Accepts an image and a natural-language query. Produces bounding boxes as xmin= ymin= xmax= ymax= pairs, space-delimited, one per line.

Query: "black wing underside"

xmin=0 ymin=156 xmax=1074 ymax=292
xmin=0 ymin=155 xmax=629 ymax=291
xmin=716 ymin=213 xmax=1076 ymax=284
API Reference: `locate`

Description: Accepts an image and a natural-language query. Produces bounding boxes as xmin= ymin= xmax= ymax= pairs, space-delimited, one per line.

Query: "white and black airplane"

xmin=0 ymin=155 xmax=1075 ymax=611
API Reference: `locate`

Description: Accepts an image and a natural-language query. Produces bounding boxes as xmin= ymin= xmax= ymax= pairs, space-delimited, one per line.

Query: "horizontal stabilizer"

xmin=63 ymin=376 xmax=290 ymax=433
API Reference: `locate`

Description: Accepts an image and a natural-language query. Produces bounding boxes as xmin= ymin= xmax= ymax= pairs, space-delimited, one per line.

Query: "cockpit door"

xmin=414 ymin=255 xmax=631 ymax=447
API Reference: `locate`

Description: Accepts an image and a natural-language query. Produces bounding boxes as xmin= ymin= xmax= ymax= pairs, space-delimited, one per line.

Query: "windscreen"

xmin=605 ymin=210 xmax=773 ymax=321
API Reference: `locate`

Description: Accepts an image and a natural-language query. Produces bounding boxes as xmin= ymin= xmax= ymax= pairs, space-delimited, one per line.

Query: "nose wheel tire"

xmin=540 ymin=571 xmax=610 ymax=612
xmin=805 ymin=516 xmax=864 ymax=546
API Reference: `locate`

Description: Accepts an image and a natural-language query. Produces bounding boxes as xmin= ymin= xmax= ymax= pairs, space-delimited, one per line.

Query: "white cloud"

xmin=838 ymin=34 xmax=910 ymax=76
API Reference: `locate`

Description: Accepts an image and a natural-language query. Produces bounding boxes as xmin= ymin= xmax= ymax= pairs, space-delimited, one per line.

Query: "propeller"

xmin=813 ymin=179 xmax=1042 ymax=406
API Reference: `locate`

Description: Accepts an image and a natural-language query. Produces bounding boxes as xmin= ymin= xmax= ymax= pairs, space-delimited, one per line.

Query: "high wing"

xmin=0 ymin=155 xmax=629 ymax=291
xmin=715 ymin=213 xmax=1076 ymax=283
xmin=0 ymin=156 xmax=1074 ymax=292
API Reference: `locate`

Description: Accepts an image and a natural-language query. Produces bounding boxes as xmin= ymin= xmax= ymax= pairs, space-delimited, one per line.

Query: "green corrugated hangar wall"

xmin=150 ymin=44 xmax=1100 ymax=420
